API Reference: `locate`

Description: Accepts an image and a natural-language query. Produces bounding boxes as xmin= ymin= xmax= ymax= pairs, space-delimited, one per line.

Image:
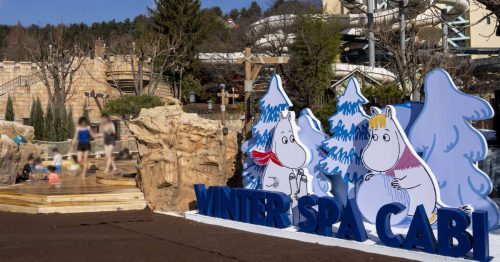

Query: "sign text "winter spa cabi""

xmin=193 ymin=69 xmax=498 ymax=262
xmin=194 ymin=185 xmax=489 ymax=261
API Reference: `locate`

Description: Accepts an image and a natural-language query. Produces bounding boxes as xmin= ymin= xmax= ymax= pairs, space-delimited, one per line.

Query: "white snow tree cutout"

xmin=297 ymin=108 xmax=332 ymax=197
xmin=241 ymin=74 xmax=293 ymax=189
xmin=319 ymin=77 xmax=370 ymax=201
xmin=409 ymin=68 xmax=500 ymax=230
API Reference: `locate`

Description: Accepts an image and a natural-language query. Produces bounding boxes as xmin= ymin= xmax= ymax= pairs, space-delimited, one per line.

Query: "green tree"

xmin=5 ymin=95 xmax=14 ymax=121
xmin=105 ymin=95 xmax=164 ymax=120
xmin=33 ymin=98 xmax=44 ymax=140
xmin=362 ymin=83 xmax=405 ymax=102
xmin=241 ymin=1 xmax=262 ymax=21
xmin=29 ymin=99 xmax=36 ymax=126
xmin=182 ymin=75 xmax=204 ymax=101
xmin=312 ymin=103 xmax=337 ymax=132
xmin=53 ymin=103 xmax=68 ymax=141
xmin=66 ymin=107 xmax=75 ymax=139
xmin=289 ymin=18 xmax=342 ymax=107
xmin=228 ymin=8 xmax=239 ymax=21
xmin=149 ymin=0 xmax=204 ymax=63
xmin=44 ymin=103 xmax=55 ymax=141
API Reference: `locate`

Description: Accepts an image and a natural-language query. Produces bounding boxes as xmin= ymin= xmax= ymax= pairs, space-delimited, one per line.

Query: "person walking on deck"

xmin=72 ymin=117 xmax=98 ymax=176
xmin=100 ymin=113 xmax=117 ymax=174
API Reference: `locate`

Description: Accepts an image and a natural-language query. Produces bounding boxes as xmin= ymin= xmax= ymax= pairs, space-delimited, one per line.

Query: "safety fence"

xmin=34 ymin=138 xmax=139 ymax=159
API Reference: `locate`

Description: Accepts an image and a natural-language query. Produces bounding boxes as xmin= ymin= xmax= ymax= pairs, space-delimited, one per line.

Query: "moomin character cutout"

xmin=297 ymin=109 xmax=332 ymax=198
xmin=241 ymin=75 xmax=293 ymax=189
xmin=358 ymin=106 xmax=471 ymax=226
xmin=251 ymin=110 xmax=313 ymax=224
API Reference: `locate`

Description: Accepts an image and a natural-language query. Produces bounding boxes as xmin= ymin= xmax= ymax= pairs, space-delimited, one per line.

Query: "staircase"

xmin=154 ymin=81 xmax=174 ymax=101
xmin=0 ymin=73 xmax=41 ymax=97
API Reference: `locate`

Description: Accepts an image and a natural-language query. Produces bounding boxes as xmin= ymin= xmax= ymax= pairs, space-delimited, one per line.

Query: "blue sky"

xmin=0 ymin=0 xmax=270 ymax=26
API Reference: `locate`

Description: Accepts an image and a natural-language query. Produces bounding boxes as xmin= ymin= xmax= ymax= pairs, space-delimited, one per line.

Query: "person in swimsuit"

xmin=100 ymin=113 xmax=117 ymax=174
xmin=72 ymin=116 xmax=97 ymax=176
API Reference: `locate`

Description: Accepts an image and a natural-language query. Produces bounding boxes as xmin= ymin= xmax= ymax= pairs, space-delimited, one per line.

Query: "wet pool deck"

xmin=0 ymin=159 xmax=146 ymax=214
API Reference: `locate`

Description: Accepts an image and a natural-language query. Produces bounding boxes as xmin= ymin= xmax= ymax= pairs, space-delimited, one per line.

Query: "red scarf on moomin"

xmin=251 ymin=150 xmax=283 ymax=167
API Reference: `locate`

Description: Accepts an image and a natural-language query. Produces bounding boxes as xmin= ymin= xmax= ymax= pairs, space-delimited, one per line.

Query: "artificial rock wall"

xmin=128 ymin=97 xmax=239 ymax=212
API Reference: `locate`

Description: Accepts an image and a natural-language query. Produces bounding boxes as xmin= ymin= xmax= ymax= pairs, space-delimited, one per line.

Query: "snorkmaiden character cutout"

xmin=358 ymin=106 xmax=471 ymax=226
xmin=251 ymin=110 xmax=313 ymax=224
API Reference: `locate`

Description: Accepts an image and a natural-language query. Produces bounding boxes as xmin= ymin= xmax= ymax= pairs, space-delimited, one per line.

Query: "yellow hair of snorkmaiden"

xmin=369 ymin=114 xmax=386 ymax=129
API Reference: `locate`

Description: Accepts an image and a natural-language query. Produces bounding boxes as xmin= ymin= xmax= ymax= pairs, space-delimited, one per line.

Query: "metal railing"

xmin=0 ymin=72 xmax=42 ymax=96
xmin=35 ymin=138 xmax=139 ymax=159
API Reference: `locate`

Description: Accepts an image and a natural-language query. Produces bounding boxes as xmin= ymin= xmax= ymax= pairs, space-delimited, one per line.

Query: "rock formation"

xmin=0 ymin=121 xmax=40 ymax=185
xmin=0 ymin=120 xmax=34 ymax=141
xmin=0 ymin=135 xmax=21 ymax=185
xmin=128 ymin=97 xmax=239 ymax=212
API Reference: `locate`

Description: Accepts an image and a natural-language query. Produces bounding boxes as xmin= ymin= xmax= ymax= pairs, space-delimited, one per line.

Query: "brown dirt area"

xmin=0 ymin=209 xmax=414 ymax=262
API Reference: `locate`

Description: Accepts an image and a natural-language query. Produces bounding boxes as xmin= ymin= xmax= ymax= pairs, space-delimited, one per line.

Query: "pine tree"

xmin=66 ymin=106 xmax=75 ymax=139
xmin=44 ymin=103 xmax=55 ymax=141
xmin=29 ymin=99 xmax=36 ymax=127
xmin=241 ymin=75 xmax=292 ymax=189
xmin=61 ymin=106 xmax=68 ymax=140
xmin=319 ymin=78 xmax=370 ymax=200
xmin=290 ymin=18 xmax=341 ymax=106
xmin=149 ymin=0 xmax=204 ymax=61
xmin=34 ymin=98 xmax=44 ymax=140
xmin=53 ymin=103 xmax=68 ymax=141
xmin=5 ymin=95 xmax=15 ymax=121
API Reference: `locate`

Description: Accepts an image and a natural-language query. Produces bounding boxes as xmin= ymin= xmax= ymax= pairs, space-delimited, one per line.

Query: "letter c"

xmin=376 ymin=203 xmax=406 ymax=248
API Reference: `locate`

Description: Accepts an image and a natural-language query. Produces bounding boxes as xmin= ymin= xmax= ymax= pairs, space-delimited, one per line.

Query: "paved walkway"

xmin=0 ymin=209 xmax=411 ymax=262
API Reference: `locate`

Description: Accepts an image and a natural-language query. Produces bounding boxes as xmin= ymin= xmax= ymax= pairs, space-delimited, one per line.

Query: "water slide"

xmin=250 ymin=0 xmax=468 ymax=36
xmin=244 ymin=0 xmax=469 ymax=83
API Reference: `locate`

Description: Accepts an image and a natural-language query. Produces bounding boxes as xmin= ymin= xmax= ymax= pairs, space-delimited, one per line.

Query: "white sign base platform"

xmin=183 ymin=211 xmax=500 ymax=261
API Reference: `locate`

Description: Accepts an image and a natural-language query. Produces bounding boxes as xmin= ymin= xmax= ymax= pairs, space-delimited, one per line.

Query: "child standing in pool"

xmin=47 ymin=165 xmax=61 ymax=188
xmin=72 ymin=117 xmax=98 ymax=176
xmin=52 ymin=148 xmax=62 ymax=173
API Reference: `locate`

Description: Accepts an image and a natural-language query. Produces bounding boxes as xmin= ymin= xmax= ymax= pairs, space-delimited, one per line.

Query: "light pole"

xmin=189 ymin=91 xmax=196 ymax=103
xmin=442 ymin=9 xmax=449 ymax=56
xmin=367 ymin=0 xmax=375 ymax=67
xmin=207 ymin=99 xmax=213 ymax=113
xmin=399 ymin=0 xmax=407 ymax=66
xmin=219 ymin=84 xmax=226 ymax=126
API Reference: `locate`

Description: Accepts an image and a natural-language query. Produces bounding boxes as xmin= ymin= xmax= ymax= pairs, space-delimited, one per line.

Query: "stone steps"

xmin=154 ymin=81 xmax=174 ymax=101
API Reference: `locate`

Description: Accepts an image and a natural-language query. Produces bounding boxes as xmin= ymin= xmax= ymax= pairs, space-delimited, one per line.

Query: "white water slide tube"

xmin=199 ymin=0 xmax=468 ymax=84
xmin=197 ymin=52 xmax=397 ymax=84
xmin=250 ymin=0 xmax=469 ymax=36
xmin=244 ymin=0 xmax=469 ymax=83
